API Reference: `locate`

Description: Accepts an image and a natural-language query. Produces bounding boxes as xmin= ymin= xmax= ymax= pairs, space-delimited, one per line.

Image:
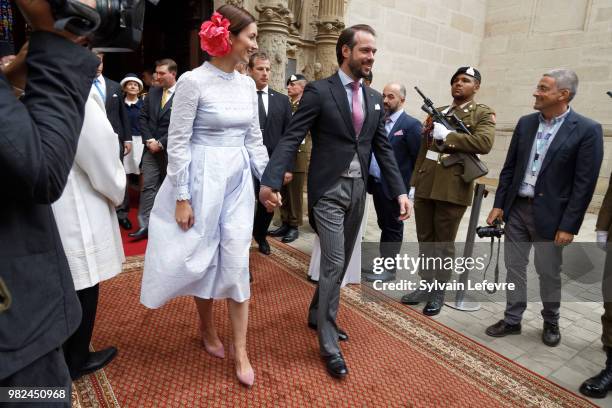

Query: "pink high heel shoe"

xmin=202 ymin=339 xmax=225 ymax=359
xmin=230 ymin=345 xmax=255 ymax=387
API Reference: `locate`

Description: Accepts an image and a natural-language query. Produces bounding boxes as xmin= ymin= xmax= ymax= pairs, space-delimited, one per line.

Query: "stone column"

xmin=255 ymin=0 xmax=292 ymax=92
xmin=314 ymin=0 xmax=345 ymax=80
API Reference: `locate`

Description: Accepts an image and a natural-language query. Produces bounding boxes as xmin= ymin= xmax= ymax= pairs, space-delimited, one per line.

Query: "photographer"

xmin=484 ymin=69 xmax=603 ymax=347
xmin=0 ymin=0 xmax=99 ymax=399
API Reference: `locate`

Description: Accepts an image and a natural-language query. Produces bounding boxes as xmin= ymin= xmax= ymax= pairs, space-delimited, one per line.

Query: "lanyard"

xmin=531 ymin=124 xmax=556 ymax=175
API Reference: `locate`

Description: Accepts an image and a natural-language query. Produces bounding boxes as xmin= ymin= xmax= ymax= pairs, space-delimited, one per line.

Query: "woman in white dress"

xmin=52 ymin=89 xmax=126 ymax=379
xmin=140 ymin=5 xmax=269 ymax=387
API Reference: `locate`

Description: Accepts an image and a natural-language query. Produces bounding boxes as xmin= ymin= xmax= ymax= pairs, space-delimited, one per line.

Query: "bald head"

xmin=382 ymin=82 xmax=406 ymax=114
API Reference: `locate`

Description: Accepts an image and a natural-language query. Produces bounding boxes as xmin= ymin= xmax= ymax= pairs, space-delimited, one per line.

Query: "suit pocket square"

xmin=394 ymin=130 xmax=404 ymax=136
xmin=375 ymin=104 xmax=381 ymax=110
xmin=112 ymin=94 xmax=118 ymax=97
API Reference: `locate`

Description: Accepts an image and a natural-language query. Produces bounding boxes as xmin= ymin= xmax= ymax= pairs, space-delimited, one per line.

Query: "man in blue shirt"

xmin=485 ymin=69 xmax=603 ymax=347
xmin=364 ymin=82 xmax=421 ymax=282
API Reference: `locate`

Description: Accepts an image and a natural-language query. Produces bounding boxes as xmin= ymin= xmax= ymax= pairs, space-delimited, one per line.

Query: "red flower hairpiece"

xmin=199 ymin=12 xmax=231 ymax=57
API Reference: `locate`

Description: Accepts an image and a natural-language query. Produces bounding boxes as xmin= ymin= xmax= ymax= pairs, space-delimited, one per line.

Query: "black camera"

xmin=48 ymin=0 xmax=155 ymax=51
xmin=476 ymin=219 xmax=504 ymax=239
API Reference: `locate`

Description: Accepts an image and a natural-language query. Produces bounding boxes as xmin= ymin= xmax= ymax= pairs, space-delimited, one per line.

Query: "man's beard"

xmin=384 ymin=104 xmax=399 ymax=115
xmin=348 ymin=57 xmax=369 ymax=79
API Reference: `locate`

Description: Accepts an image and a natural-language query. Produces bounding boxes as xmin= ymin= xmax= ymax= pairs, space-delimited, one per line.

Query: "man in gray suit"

xmin=260 ymin=25 xmax=411 ymax=379
xmin=130 ymin=59 xmax=177 ymax=240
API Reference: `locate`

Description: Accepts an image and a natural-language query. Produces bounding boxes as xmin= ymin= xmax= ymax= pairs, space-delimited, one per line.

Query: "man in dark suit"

xmin=268 ymin=74 xmax=311 ymax=244
xmin=0 ymin=2 xmax=99 ymax=397
xmin=92 ymin=51 xmax=133 ymax=230
xmin=248 ymin=52 xmax=292 ymax=255
xmin=129 ymin=59 xmax=177 ymax=240
xmin=485 ymin=69 xmax=603 ymax=347
xmin=364 ymin=82 xmax=422 ymax=283
xmin=259 ymin=25 xmax=411 ymax=378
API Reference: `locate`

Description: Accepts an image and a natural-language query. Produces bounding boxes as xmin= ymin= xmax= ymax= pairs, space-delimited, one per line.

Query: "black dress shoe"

xmin=308 ymin=322 xmax=348 ymax=341
xmin=323 ymin=353 xmax=348 ymax=379
xmin=423 ymin=289 xmax=445 ymax=316
xmin=72 ymin=347 xmax=117 ymax=380
xmin=268 ymin=224 xmax=290 ymax=237
xmin=363 ymin=270 xmax=396 ymax=283
xmin=580 ymin=350 xmax=612 ymax=398
xmin=542 ymin=321 xmax=561 ymax=347
xmin=281 ymin=227 xmax=299 ymax=243
xmin=400 ymin=280 xmax=432 ymax=305
xmin=118 ymin=218 xmax=132 ymax=230
xmin=128 ymin=227 xmax=148 ymax=241
xmin=485 ymin=320 xmax=522 ymax=337
xmin=256 ymin=239 xmax=271 ymax=255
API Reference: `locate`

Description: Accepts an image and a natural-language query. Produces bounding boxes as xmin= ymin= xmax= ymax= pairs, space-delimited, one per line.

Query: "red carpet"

xmin=71 ymin=241 xmax=596 ymax=407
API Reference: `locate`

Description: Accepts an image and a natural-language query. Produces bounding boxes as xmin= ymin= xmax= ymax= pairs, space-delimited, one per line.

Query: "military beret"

xmin=451 ymin=66 xmax=481 ymax=84
xmin=287 ymin=74 xmax=307 ymax=85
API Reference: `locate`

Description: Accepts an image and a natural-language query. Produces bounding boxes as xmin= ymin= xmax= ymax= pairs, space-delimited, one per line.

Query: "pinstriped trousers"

xmin=308 ymin=177 xmax=366 ymax=357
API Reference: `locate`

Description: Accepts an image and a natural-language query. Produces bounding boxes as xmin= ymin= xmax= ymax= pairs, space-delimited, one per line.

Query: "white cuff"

xmin=409 ymin=186 xmax=415 ymax=201
xmin=176 ymin=185 xmax=191 ymax=201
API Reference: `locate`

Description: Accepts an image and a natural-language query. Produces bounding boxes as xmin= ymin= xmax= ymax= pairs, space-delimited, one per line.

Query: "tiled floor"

xmin=279 ymin=192 xmax=612 ymax=407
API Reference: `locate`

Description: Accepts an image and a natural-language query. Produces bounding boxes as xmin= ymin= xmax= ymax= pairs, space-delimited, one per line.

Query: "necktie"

xmin=385 ymin=116 xmax=393 ymax=137
xmin=351 ymin=81 xmax=364 ymax=137
xmin=93 ymin=78 xmax=105 ymax=101
xmin=161 ymin=88 xmax=169 ymax=109
xmin=257 ymin=90 xmax=267 ymax=130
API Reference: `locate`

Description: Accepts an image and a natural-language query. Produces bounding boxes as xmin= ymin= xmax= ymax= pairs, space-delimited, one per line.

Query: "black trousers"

xmin=62 ymin=284 xmax=99 ymax=378
xmin=602 ymin=247 xmax=612 ymax=348
xmin=252 ymin=178 xmax=273 ymax=241
xmin=371 ymin=180 xmax=404 ymax=265
xmin=0 ymin=347 xmax=71 ymax=407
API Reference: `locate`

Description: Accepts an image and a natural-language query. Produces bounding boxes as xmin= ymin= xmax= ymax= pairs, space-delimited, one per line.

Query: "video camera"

xmin=48 ymin=0 xmax=158 ymax=51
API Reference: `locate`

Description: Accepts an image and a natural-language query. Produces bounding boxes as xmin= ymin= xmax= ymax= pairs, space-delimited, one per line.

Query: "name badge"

xmin=524 ymin=174 xmax=537 ymax=186
xmin=426 ymin=150 xmax=439 ymax=161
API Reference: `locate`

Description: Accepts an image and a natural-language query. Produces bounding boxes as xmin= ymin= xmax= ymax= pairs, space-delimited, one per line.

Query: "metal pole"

xmin=445 ymin=183 xmax=485 ymax=311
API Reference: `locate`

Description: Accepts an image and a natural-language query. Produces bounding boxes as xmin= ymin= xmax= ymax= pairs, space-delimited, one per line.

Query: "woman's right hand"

xmin=176 ymin=200 xmax=194 ymax=231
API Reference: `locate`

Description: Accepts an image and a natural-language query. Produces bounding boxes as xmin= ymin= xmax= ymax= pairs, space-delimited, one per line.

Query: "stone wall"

xmin=478 ymin=0 xmax=612 ymax=131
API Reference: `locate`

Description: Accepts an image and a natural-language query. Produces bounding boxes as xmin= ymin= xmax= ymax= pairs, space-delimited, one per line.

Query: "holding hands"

xmin=259 ymin=186 xmax=282 ymax=213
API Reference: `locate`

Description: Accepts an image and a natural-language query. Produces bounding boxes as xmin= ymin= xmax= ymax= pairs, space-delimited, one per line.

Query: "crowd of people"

xmin=2 ymin=1 xmax=612 ymax=405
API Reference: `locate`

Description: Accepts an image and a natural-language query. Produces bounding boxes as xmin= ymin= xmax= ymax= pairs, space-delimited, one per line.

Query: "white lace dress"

xmin=140 ymin=62 xmax=268 ymax=308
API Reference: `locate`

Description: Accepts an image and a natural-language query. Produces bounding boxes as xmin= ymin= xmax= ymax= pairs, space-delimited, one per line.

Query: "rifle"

xmin=414 ymin=86 xmax=471 ymax=135
xmin=414 ymin=86 xmax=488 ymax=182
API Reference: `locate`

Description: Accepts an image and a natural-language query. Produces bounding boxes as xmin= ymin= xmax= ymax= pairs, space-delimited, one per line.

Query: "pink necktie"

xmin=351 ymin=81 xmax=364 ymax=137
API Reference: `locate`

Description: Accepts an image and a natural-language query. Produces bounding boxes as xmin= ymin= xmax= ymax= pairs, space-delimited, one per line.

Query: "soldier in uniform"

xmin=401 ymin=66 xmax=496 ymax=316
xmin=268 ymin=74 xmax=312 ymax=243
xmin=581 ymin=174 xmax=612 ymax=398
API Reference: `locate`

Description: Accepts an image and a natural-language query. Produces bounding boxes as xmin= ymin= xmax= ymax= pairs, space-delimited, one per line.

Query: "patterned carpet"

xmin=72 ymin=240 xmax=596 ymax=407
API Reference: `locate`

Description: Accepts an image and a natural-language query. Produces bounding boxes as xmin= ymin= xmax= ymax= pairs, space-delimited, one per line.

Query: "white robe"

xmin=52 ymin=91 xmax=126 ymax=291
